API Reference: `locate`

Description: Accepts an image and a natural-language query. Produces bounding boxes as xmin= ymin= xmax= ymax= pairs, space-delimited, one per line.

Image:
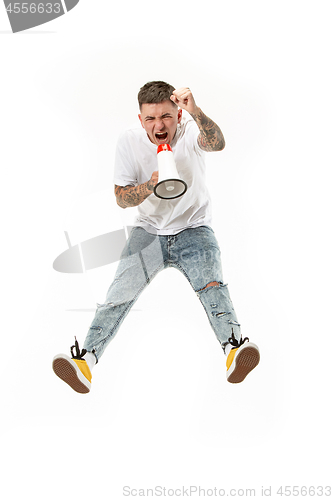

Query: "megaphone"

xmin=154 ymin=144 xmax=187 ymax=199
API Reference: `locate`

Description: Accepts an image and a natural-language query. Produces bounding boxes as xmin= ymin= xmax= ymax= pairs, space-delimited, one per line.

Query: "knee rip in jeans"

xmin=197 ymin=281 xmax=222 ymax=292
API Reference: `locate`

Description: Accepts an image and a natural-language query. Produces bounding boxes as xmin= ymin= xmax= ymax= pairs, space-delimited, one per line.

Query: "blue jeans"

xmin=83 ymin=226 xmax=241 ymax=362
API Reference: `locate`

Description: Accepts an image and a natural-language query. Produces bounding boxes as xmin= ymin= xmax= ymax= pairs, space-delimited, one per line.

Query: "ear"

xmin=177 ymin=108 xmax=183 ymax=123
xmin=138 ymin=113 xmax=144 ymax=128
xmin=177 ymin=108 xmax=182 ymax=123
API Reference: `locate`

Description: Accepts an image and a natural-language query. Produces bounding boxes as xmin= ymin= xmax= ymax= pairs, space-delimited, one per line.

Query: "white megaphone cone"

xmin=154 ymin=144 xmax=187 ymax=200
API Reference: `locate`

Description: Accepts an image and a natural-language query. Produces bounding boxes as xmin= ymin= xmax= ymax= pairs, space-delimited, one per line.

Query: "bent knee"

xmin=198 ymin=281 xmax=220 ymax=291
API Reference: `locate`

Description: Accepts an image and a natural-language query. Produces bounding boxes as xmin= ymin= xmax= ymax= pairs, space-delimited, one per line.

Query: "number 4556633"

xmin=6 ymin=3 xmax=61 ymax=14
xmin=277 ymin=486 xmax=331 ymax=496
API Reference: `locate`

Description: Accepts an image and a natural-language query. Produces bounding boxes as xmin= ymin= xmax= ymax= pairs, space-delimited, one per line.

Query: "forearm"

xmin=115 ymin=180 xmax=154 ymax=208
xmin=190 ymin=107 xmax=225 ymax=152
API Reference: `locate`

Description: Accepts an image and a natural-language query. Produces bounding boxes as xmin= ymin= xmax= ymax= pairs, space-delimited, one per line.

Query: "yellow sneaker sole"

xmin=52 ymin=354 xmax=91 ymax=394
xmin=227 ymin=343 xmax=260 ymax=384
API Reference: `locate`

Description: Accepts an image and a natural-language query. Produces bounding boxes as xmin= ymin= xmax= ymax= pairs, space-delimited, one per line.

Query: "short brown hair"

xmin=138 ymin=81 xmax=176 ymax=110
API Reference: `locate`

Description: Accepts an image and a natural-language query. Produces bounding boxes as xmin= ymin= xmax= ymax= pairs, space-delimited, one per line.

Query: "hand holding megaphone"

xmin=153 ymin=144 xmax=187 ymax=199
xmin=147 ymin=171 xmax=159 ymax=192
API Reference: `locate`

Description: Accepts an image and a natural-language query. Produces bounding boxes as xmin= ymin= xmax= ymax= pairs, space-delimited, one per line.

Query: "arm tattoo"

xmin=114 ymin=181 xmax=154 ymax=208
xmin=190 ymin=107 xmax=225 ymax=152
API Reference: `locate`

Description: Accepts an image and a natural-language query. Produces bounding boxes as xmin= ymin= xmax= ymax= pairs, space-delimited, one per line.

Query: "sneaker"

xmin=52 ymin=337 xmax=92 ymax=394
xmin=226 ymin=331 xmax=260 ymax=383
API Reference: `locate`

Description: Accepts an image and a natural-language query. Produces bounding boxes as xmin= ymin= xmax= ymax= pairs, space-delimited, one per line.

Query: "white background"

xmin=1 ymin=1 xmax=332 ymax=498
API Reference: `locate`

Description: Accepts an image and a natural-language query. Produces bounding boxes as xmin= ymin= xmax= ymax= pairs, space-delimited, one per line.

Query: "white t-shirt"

xmin=113 ymin=115 xmax=212 ymax=235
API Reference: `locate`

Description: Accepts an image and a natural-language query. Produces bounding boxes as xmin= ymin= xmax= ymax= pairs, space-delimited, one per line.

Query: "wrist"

xmin=146 ymin=180 xmax=154 ymax=192
xmin=190 ymin=106 xmax=203 ymax=121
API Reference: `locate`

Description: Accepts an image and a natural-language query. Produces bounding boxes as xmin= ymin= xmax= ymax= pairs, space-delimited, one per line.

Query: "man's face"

xmin=138 ymin=100 xmax=182 ymax=146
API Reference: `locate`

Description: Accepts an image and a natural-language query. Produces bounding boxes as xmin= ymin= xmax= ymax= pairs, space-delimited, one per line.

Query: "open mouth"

xmin=155 ymin=132 xmax=168 ymax=142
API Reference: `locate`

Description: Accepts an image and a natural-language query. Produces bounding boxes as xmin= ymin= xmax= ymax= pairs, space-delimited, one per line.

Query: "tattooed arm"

xmin=190 ymin=107 xmax=225 ymax=152
xmin=170 ymin=87 xmax=225 ymax=152
xmin=115 ymin=171 xmax=158 ymax=208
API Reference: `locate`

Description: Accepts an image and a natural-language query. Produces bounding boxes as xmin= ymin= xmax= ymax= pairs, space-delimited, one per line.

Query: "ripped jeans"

xmin=83 ymin=225 xmax=241 ymax=362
